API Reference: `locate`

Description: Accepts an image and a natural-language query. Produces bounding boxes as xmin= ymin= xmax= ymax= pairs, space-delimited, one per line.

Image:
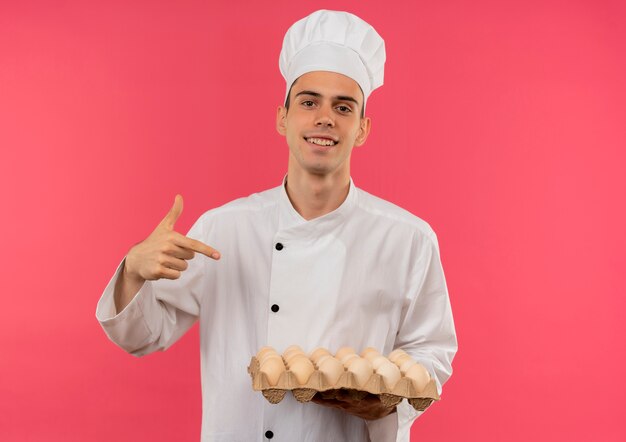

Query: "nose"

xmin=315 ymin=105 xmax=335 ymax=127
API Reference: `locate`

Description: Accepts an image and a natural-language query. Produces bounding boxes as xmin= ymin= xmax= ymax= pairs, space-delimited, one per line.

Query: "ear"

xmin=354 ymin=116 xmax=372 ymax=147
xmin=276 ymin=106 xmax=287 ymax=136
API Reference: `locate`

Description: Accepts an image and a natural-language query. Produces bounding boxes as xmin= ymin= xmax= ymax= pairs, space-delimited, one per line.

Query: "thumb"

xmin=161 ymin=194 xmax=183 ymax=230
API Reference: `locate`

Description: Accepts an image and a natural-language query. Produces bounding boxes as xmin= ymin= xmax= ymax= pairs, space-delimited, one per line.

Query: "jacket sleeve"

xmin=373 ymin=230 xmax=458 ymax=441
xmin=95 ymin=216 xmax=209 ymax=357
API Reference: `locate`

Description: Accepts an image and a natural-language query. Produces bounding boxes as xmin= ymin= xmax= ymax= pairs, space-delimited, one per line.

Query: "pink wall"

xmin=1 ymin=0 xmax=625 ymax=440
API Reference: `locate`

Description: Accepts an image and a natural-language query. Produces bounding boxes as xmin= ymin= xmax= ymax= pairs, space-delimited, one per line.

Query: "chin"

xmin=305 ymin=164 xmax=332 ymax=175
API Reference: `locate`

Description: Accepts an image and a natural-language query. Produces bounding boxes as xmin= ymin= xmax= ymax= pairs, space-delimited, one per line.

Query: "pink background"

xmin=1 ymin=0 xmax=625 ymax=440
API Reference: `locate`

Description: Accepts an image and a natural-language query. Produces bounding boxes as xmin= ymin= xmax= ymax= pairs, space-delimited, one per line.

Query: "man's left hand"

xmin=311 ymin=391 xmax=395 ymax=420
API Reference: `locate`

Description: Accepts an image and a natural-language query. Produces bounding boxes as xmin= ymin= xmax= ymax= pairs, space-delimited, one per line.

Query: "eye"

xmin=336 ymin=105 xmax=352 ymax=113
xmin=301 ymin=100 xmax=315 ymax=107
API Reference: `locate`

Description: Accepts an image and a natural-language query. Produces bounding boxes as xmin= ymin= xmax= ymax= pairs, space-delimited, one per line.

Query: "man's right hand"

xmin=114 ymin=195 xmax=220 ymax=314
xmin=124 ymin=194 xmax=221 ymax=282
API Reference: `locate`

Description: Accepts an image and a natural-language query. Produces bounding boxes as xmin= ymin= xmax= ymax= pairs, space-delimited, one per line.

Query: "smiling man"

xmin=277 ymin=70 xmax=371 ymax=220
xmin=96 ymin=9 xmax=457 ymax=442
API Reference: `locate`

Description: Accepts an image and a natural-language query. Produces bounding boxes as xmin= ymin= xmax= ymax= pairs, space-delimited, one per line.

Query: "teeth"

xmin=307 ymin=137 xmax=336 ymax=146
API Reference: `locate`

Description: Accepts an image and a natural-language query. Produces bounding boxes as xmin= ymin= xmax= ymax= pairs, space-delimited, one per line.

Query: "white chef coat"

xmin=96 ymin=176 xmax=457 ymax=442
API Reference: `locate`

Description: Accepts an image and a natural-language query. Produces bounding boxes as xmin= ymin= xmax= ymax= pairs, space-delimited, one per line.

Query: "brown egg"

xmin=399 ymin=359 xmax=417 ymax=375
xmin=405 ymin=363 xmax=431 ymax=392
xmin=260 ymin=357 xmax=286 ymax=386
xmin=341 ymin=353 xmax=359 ymax=367
xmin=259 ymin=351 xmax=281 ymax=363
xmin=284 ymin=351 xmax=308 ymax=365
xmin=360 ymin=347 xmax=381 ymax=361
xmin=314 ymin=354 xmax=331 ymax=368
xmin=283 ymin=346 xmax=305 ymax=361
xmin=371 ymin=355 xmax=389 ymax=371
xmin=256 ymin=346 xmax=278 ymax=360
xmin=394 ymin=354 xmax=414 ymax=367
xmin=286 ymin=353 xmax=310 ymax=368
xmin=376 ymin=361 xmax=402 ymax=390
xmin=347 ymin=357 xmax=374 ymax=387
xmin=259 ymin=353 xmax=285 ymax=367
xmin=335 ymin=346 xmax=357 ymax=361
xmin=285 ymin=344 xmax=304 ymax=353
xmin=289 ymin=357 xmax=315 ymax=385
xmin=260 ymin=352 xmax=283 ymax=365
xmin=388 ymin=349 xmax=408 ymax=364
xmin=318 ymin=356 xmax=344 ymax=386
xmin=310 ymin=347 xmax=331 ymax=364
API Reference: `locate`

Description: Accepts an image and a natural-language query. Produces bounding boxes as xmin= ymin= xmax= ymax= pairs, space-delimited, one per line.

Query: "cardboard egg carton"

xmin=247 ymin=355 xmax=440 ymax=412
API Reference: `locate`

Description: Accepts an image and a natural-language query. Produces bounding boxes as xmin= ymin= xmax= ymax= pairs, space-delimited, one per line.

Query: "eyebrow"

xmin=294 ymin=90 xmax=360 ymax=107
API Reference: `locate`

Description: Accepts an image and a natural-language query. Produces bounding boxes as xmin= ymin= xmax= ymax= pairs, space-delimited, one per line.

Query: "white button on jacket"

xmin=96 ymin=176 xmax=457 ymax=442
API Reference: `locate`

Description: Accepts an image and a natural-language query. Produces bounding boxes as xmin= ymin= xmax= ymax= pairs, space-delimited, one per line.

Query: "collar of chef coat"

xmin=278 ymin=174 xmax=358 ymax=238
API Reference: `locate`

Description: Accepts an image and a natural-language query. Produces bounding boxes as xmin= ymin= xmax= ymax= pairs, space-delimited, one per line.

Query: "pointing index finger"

xmin=174 ymin=232 xmax=221 ymax=260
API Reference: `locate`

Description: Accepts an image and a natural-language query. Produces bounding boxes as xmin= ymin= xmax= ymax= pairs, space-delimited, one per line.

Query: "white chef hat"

xmin=279 ymin=9 xmax=386 ymax=110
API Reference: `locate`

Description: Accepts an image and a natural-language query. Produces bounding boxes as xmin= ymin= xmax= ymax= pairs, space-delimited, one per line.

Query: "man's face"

xmin=276 ymin=71 xmax=371 ymax=178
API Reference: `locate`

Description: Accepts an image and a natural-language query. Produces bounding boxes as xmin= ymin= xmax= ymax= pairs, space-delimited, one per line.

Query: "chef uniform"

xmin=96 ymin=10 xmax=457 ymax=442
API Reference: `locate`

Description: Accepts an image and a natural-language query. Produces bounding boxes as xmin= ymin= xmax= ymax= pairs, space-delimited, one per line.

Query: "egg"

xmin=289 ymin=357 xmax=315 ymax=385
xmin=341 ymin=353 xmax=359 ymax=367
xmin=259 ymin=350 xmax=280 ymax=361
xmin=283 ymin=346 xmax=305 ymax=361
xmin=256 ymin=346 xmax=278 ymax=360
xmin=394 ymin=354 xmax=414 ymax=367
xmin=284 ymin=351 xmax=307 ymax=365
xmin=399 ymin=359 xmax=417 ymax=375
xmin=388 ymin=349 xmax=408 ymax=364
xmin=286 ymin=353 xmax=310 ymax=368
xmin=371 ymin=355 xmax=389 ymax=371
xmin=318 ymin=356 xmax=344 ymax=386
xmin=335 ymin=346 xmax=357 ymax=361
xmin=284 ymin=344 xmax=304 ymax=353
xmin=259 ymin=353 xmax=284 ymax=366
xmin=260 ymin=352 xmax=283 ymax=364
xmin=347 ymin=357 xmax=374 ymax=387
xmin=259 ymin=356 xmax=285 ymax=386
xmin=376 ymin=361 xmax=402 ymax=390
xmin=405 ymin=363 xmax=431 ymax=392
xmin=310 ymin=347 xmax=331 ymax=364
xmin=360 ymin=347 xmax=380 ymax=361
xmin=313 ymin=354 xmax=329 ymax=368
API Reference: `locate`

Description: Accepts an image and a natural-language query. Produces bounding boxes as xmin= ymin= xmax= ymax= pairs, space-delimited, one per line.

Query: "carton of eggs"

xmin=248 ymin=346 xmax=440 ymax=412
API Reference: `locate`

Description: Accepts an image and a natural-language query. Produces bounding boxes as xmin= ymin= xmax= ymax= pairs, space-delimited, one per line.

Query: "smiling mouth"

xmin=304 ymin=137 xmax=337 ymax=146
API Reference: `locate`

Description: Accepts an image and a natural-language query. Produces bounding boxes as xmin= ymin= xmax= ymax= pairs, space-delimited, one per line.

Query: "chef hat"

xmin=279 ymin=9 xmax=386 ymax=109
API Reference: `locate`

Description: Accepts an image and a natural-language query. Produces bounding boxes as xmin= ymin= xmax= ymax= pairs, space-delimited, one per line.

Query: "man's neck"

xmin=284 ymin=168 xmax=350 ymax=221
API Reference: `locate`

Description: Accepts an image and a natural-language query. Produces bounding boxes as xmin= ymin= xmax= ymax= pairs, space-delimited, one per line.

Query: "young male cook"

xmin=96 ymin=10 xmax=457 ymax=441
